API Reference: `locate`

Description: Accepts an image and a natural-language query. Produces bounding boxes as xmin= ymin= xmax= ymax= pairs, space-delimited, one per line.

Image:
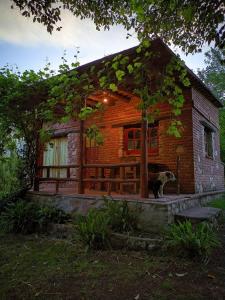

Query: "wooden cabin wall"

xmin=85 ymin=88 xmax=195 ymax=194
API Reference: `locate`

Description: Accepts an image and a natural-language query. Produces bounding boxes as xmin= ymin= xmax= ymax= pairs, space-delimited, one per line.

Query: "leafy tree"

xmin=11 ymin=0 xmax=225 ymax=53
xmin=198 ymin=48 xmax=225 ymax=162
xmin=198 ymin=48 xmax=225 ymax=103
xmin=0 ymin=64 xmax=50 ymax=191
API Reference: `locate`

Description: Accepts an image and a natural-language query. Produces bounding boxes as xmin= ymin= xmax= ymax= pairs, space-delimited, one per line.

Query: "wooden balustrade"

xmin=34 ymin=162 xmax=140 ymax=194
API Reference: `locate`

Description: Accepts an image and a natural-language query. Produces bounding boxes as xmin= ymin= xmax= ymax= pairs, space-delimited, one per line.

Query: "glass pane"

xmin=135 ymin=140 xmax=141 ymax=149
xmin=128 ymin=140 xmax=134 ymax=150
xmin=128 ymin=130 xmax=134 ymax=139
xmin=43 ymin=141 xmax=55 ymax=166
xmin=150 ymin=138 xmax=158 ymax=148
xmin=135 ymin=129 xmax=141 ymax=139
xmin=204 ymin=128 xmax=213 ymax=156
xmin=150 ymin=128 xmax=157 ymax=138
xmin=59 ymin=138 xmax=68 ymax=165
xmin=149 ymin=127 xmax=158 ymax=149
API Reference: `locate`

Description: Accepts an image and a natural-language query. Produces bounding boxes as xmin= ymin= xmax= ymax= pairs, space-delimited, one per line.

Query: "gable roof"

xmin=76 ymin=38 xmax=223 ymax=108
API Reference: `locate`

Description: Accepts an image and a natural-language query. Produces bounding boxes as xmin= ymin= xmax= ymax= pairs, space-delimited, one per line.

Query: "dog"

xmin=148 ymin=171 xmax=176 ymax=198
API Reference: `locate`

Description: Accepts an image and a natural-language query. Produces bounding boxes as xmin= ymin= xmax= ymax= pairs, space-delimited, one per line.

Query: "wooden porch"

xmin=34 ymin=161 xmax=172 ymax=197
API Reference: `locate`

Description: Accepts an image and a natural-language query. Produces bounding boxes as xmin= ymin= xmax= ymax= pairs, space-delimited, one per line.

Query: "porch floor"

xmin=35 ymin=186 xmax=225 ymax=204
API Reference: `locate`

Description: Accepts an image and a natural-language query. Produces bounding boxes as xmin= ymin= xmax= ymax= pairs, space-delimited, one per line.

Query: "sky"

xmin=0 ymin=0 xmax=210 ymax=74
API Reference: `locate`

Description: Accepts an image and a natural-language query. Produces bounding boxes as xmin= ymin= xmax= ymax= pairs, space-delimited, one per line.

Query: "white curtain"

xmin=43 ymin=137 xmax=68 ymax=178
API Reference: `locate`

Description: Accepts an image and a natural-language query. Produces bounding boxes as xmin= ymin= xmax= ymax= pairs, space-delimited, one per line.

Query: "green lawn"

xmin=0 ymin=229 xmax=224 ymax=300
xmin=207 ymin=197 xmax=225 ymax=210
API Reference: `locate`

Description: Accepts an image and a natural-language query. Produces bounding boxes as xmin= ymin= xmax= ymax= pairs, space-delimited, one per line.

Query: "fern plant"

xmin=77 ymin=209 xmax=110 ymax=250
xmin=0 ymin=200 xmax=70 ymax=234
xmin=0 ymin=200 xmax=40 ymax=234
xmin=165 ymin=220 xmax=220 ymax=259
xmin=102 ymin=197 xmax=139 ymax=233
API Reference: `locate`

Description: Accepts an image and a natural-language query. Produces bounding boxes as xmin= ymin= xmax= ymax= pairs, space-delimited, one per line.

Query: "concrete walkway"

xmin=175 ymin=206 xmax=223 ymax=223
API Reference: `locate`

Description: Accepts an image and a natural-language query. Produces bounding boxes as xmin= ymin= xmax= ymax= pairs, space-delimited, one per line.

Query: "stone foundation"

xmin=26 ymin=190 xmax=225 ymax=232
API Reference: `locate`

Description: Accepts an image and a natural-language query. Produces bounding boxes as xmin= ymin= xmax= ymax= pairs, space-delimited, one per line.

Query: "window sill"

xmin=205 ymin=155 xmax=214 ymax=160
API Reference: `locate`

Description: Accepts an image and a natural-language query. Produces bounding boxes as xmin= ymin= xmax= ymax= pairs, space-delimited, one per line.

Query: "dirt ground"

xmin=0 ymin=225 xmax=224 ymax=300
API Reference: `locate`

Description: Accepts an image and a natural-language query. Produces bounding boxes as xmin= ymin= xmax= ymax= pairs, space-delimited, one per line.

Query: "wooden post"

xmin=33 ymin=177 xmax=39 ymax=191
xmin=78 ymin=120 xmax=84 ymax=194
xmin=119 ymin=166 xmax=125 ymax=194
xmin=56 ymin=180 xmax=59 ymax=194
xmin=100 ymin=167 xmax=105 ymax=191
xmin=176 ymin=155 xmax=180 ymax=195
xmin=140 ymin=110 xmax=149 ymax=198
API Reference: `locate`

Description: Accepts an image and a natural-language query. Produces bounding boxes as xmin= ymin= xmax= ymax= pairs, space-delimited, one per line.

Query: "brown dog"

xmin=148 ymin=171 xmax=176 ymax=198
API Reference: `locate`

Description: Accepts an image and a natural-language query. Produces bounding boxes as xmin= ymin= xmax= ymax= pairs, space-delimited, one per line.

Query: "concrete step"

xmin=175 ymin=206 xmax=223 ymax=225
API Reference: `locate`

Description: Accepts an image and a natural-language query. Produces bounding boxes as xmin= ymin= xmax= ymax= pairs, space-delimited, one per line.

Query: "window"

xmin=43 ymin=137 xmax=68 ymax=178
xmin=124 ymin=123 xmax=158 ymax=155
xmin=204 ymin=127 xmax=213 ymax=158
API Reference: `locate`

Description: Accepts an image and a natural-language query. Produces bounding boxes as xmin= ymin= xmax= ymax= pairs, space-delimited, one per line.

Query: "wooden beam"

xmin=88 ymin=90 xmax=131 ymax=103
xmin=83 ymin=162 xmax=139 ymax=168
xmin=83 ymin=178 xmax=140 ymax=183
xmin=140 ymin=109 xmax=149 ymax=198
xmin=78 ymin=120 xmax=84 ymax=194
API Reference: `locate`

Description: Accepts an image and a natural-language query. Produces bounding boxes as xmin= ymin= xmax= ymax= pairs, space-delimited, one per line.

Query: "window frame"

xmin=204 ymin=126 xmax=214 ymax=159
xmin=124 ymin=124 xmax=159 ymax=155
xmin=43 ymin=136 xmax=68 ymax=178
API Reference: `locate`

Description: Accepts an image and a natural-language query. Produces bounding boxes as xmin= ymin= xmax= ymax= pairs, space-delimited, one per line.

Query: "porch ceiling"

xmin=87 ymin=89 xmax=135 ymax=106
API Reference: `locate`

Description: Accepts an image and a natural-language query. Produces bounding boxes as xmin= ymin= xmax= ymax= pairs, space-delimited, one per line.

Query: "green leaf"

xmin=182 ymin=7 xmax=193 ymax=22
xmin=109 ymin=83 xmax=118 ymax=92
xmin=134 ymin=62 xmax=142 ymax=69
xmin=127 ymin=64 xmax=134 ymax=74
xmin=115 ymin=70 xmax=125 ymax=81
xmin=112 ymin=61 xmax=119 ymax=70
xmin=142 ymin=40 xmax=150 ymax=48
xmin=136 ymin=46 xmax=142 ymax=54
xmin=120 ymin=56 xmax=129 ymax=65
xmin=99 ymin=76 xmax=107 ymax=88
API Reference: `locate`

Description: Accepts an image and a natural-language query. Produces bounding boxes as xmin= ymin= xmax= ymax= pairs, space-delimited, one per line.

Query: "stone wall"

xmin=26 ymin=190 xmax=225 ymax=232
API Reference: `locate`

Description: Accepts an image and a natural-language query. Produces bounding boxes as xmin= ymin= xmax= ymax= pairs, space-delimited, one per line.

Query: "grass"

xmin=0 ymin=229 xmax=224 ymax=300
xmin=207 ymin=198 xmax=225 ymax=210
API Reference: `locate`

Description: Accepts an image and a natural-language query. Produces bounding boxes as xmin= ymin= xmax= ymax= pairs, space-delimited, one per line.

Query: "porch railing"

xmin=35 ymin=162 xmax=140 ymax=194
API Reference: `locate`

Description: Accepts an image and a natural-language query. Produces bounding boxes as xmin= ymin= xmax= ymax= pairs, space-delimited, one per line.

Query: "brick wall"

xmin=192 ymin=88 xmax=224 ymax=192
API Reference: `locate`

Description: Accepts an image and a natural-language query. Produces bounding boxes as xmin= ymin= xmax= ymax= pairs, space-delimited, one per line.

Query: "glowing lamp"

xmin=103 ymin=98 xmax=108 ymax=103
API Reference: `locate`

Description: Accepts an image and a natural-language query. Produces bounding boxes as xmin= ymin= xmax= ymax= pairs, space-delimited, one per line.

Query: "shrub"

xmin=77 ymin=209 xmax=110 ymax=250
xmin=165 ymin=220 xmax=221 ymax=259
xmin=38 ymin=204 xmax=70 ymax=230
xmin=0 ymin=200 xmax=70 ymax=234
xmin=102 ymin=197 xmax=139 ymax=233
xmin=0 ymin=200 xmax=40 ymax=234
xmin=0 ymin=154 xmax=23 ymax=201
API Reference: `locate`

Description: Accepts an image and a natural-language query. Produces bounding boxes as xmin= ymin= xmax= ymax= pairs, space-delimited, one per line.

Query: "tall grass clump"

xmin=165 ymin=220 xmax=220 ymax=259
xmin=77 ymin=209 xmax=110 ymax=250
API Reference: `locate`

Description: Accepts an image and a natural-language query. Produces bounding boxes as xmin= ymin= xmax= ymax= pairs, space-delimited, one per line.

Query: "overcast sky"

xmin=0 ymin=0 xmax=209 ymax=74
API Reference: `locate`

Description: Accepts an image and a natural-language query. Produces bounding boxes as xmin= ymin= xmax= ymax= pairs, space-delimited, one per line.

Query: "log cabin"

xmin=34 ymin=39 xmax=224 ymax=198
